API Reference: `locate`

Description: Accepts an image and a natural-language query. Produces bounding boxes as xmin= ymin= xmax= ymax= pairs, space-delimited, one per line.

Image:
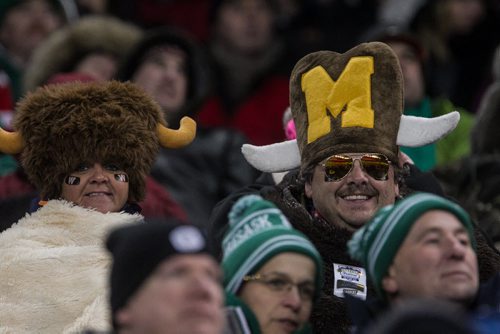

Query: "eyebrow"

xmin=416 ymin=226 xmax=468 ymax=241
xmin=262 ymin=271 xmax=314 ymax=283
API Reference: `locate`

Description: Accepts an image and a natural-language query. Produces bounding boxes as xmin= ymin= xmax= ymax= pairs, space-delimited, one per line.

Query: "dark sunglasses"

xmin=321 ymin=153 xmax=391 ymax=182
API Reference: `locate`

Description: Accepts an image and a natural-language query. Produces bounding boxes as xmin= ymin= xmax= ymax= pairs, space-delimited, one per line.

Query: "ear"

xmin=115 ymin=308 xmax=131 ymax=328
xmin=305 ymin=180 xmax=313 ymax=198
xmin=381 ymin=265 xmax=399 ymax=295
xmin=391 ymin=163 xmax=400 ymax=198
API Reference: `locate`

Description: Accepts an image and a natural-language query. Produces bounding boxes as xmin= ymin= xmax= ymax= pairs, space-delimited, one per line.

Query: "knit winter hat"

xmin=106 ymin=220 xmax=215 ymax=327
xmin=348 ymin=192 xmax=475 ymax=299
xmin=222 ymin=194 xmax=323 ymax=296
xmin=0 ymin=80 xmax=196 ymax=202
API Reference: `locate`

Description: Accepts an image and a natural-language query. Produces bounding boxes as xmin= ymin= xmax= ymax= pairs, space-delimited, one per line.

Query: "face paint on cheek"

xmin=114 ymin=173 xmax=129 ymax=182
xmin=65 ymin=175 xmax=80 ymax=185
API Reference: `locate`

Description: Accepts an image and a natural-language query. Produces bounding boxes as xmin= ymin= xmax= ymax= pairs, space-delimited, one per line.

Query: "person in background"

xmin=221 ymin=194 xmax=323 ymax=334
xmin=409 ymin=0 xmax=500 ymax=112
xmin=196 ymin=0 xmax=291 ymax=146
xmin=434 ymin=43 xmax=500 ymax=250
xmin=363 ymin=25 xmax=474 ymax=171
xmin=105 ymin=219 xmax=224 ymax=334
xmin=0 ymin=0 xmax=69 ymax=175
xmin=117 ymin=27 xmax=257 ymax=227
xmin=0 ymin=80 xmax=196 ymax=332
xmin=347 ymin=192 xmax=500 ymax=333
xmin=107 ymin=0 xmax=213 ymax=42
xmin=23 ymin=14 xmax=141 ymax=93
xmin=0 ymin=0 xmax=68 ymax=102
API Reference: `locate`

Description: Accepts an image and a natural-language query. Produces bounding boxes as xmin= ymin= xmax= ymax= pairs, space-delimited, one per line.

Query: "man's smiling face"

xmin=60 ymin=162 xmax=129 ymax=213
xmin=305 ymin=153 xmax=399 ymax=230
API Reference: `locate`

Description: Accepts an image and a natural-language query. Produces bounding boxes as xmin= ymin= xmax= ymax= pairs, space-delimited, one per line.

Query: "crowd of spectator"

xmin=1 ymin=0 xmax=500 ymax=333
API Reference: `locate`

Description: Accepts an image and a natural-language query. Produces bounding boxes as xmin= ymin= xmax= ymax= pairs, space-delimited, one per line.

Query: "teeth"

xmin=343 ymin=195 xmax=368 ymax=200
xmin=87 ymin=193 xmax=108 ymax=197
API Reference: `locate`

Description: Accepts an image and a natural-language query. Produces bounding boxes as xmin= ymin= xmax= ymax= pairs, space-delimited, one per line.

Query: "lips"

xmin=441 ymin=270 xmax=471 ymax=280
xmin=181 ymin=304 xmax=220 ymax=320
xmin=342 ymin=194 xmax=370 ymax=201
xmin=276 ymin=318 xmax=299 ymax=333
xmin=85 ymin=191 xmax=112 ymax=197
xmin=337 ymin=184 xmax=377 ymax=200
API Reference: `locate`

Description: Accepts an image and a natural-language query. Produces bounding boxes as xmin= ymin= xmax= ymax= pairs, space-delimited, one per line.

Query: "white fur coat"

xmin=0 ymin=200 xmax=143 ymax=333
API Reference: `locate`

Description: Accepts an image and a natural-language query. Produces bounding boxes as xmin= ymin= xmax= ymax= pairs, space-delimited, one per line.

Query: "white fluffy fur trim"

xmin=242 ymin=112 xmax=460 ymax=173
xmin=0 ymin=200 xmax=143 ymax=333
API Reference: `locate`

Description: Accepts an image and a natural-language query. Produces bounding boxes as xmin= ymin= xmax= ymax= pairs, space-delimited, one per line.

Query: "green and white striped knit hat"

xmin=222 ymin=194 xmax=323 ymax=296
xmin=348 ymin=192 xmax=475 ymax=299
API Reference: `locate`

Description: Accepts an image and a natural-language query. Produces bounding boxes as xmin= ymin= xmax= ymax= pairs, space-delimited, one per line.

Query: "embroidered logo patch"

xmin=333 ymin=263 xmax=367 ymax=300
xmin=169 ymin=226 xmax=205 ymax=252
xmin=301 ymin=56 xmax=375 ymax=143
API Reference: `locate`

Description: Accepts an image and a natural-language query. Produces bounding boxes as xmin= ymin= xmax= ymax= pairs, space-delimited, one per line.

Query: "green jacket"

xmin=401 ymin=97 xmax=473 ymax=171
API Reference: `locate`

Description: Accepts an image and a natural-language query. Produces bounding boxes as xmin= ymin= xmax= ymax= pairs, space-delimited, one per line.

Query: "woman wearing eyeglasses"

xmin=221 ymin=194 xmax=323 ymax=334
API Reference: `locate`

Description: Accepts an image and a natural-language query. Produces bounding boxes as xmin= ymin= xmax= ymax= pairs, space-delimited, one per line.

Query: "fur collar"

xmin=0 ymin=200 xmax=143 ymax=333
xmin=263 ymin=177 xmax=373 ymax=333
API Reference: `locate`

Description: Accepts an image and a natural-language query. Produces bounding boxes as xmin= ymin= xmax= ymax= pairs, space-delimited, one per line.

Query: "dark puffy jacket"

xmin=152 ymin=126 xmax=257 ymax=227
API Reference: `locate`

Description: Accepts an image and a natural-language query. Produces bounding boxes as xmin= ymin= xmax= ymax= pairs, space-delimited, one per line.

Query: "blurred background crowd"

xmin=1 ymin=0 xmax=500 ymax=232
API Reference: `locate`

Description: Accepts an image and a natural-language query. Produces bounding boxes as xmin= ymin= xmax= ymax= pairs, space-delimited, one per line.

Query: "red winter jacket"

xmin=196 ymin=76 xmax=289 ymax=146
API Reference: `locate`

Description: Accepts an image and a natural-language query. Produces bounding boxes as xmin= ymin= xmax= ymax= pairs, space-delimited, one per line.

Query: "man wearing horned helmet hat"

xmin=0 ymin=80 xmax=196 ymax=332
xmin=208 ymin=42 xmax=500 ymax=333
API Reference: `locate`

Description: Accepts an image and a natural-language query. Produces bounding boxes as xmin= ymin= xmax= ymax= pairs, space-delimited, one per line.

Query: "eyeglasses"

xmin=242 ymin=273 xmax=315 ymax=301
xmin=320 ymin=153 xmax=391 ymax=182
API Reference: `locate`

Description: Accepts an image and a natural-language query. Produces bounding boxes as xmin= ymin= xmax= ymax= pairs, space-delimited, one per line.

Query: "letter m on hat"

xmin=301 ymin=57 xmax=375 ymax=144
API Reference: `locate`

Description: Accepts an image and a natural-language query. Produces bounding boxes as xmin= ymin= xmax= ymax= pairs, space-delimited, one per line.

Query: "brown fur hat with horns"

xmin=0 ymin=80 xmax=196 ymax=202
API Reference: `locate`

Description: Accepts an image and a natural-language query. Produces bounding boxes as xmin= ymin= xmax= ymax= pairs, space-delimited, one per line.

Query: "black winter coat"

xmin=151 ymin=126 xmax=258 ymax=227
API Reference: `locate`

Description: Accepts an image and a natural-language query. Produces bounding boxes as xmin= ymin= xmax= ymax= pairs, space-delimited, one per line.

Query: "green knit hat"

xmin=348 ymin=192 xmax=475 ymax=299
xmin=222 ymin=195 xmax=323 ymax=297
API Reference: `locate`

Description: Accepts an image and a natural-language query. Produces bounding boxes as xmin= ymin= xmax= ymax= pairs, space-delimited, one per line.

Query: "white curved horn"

xmin=397 ymin=111 xmax=460 ymax=147
xmin=242 ymin=139 xmax=300 ymax=173
xmin=243 ymin=111 xmax=461 ymax=173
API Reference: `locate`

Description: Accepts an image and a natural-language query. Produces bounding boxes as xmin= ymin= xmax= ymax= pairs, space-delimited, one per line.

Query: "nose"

xmin=30 ymin=4 xmax=52 ymax=21
xmin=157 ymin=62 xmax=180 ymax=82
xmin=282 ymin=286 xmax=302 ymax=312
xmin=445 ymin=237 xmax=467 ymax=259
xmin=89 ymin=164 xmax=109 ymax=183
xmin=160 ymin=65 xmax=175 ymax=79
xmin=189 ymin=273 xmax=221 ymax=302
xmin=344 ymin=160 xmax=369 ymax=184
